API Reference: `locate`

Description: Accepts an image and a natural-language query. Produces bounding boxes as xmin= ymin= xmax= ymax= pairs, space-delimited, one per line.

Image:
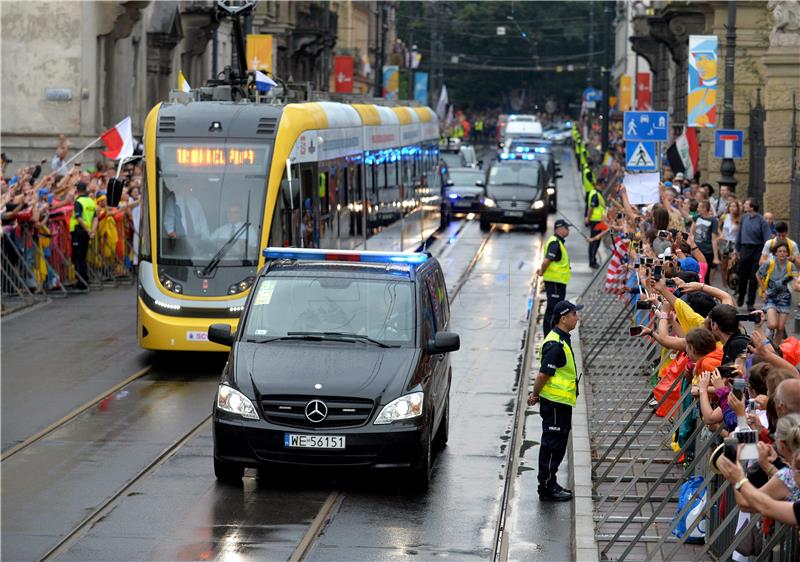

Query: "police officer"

xmin=69 ymin=181 xmax=97 ymax=290
xmin=537 ymin=219 xmax=571 ymax=335
xmin=585 ymin=176 xmax=607 ymax=269
xmin=528 ymin=300 xmax=582 ymax=501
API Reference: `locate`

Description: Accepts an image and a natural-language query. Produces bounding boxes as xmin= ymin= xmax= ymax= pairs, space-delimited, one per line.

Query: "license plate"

xmin=505 ymin=210 xmax=524 ymax=217
xmin=284 ymin=434 xmax=346 ymax=449
xmin=454 ymin=200 xmax=472 ymax=207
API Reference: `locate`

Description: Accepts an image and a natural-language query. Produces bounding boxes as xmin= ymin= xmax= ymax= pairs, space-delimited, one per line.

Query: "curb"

xmin=570 ymin=329 xmax=600 ymax=562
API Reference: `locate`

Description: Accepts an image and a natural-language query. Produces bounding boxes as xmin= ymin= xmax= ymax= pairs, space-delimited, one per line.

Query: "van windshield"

xmin=243 ymin=276 xmax=415 ymax=345
xmin=488 ymin=163 xmax=540 ymax=188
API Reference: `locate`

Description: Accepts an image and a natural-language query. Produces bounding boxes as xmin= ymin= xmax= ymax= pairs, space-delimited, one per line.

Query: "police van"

xmin=209 ymin=248 xmax=460 ymax=490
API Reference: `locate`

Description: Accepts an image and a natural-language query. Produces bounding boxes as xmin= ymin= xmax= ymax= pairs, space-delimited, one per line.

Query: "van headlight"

xmin=532 ymin=200 xmax=546 ymax=210
xmin=374 ymin=392 xmax=424 ymax=424
xmin=483 ymin=197 xmax=496 ymax=208
xmin=546 ymin=187 xmax=555 ymax=195
xmin=216 ymin=384 xmax=259 ymax=420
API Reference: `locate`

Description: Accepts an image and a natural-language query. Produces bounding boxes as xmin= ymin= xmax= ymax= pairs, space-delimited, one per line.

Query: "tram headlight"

xmin=216 ymin=384 xmax=259 ymax=420
xmin=173 ymin=284 xmax=183 ymax=294
xmin=228 ymin=276 xmax=256 ymax=295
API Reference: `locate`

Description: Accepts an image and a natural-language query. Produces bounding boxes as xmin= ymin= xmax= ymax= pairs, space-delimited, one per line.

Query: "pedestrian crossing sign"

xmin=625 ymin=141 xmax=657 ymax=172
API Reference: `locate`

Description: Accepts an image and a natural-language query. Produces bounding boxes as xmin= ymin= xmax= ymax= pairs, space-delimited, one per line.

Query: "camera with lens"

xmin=717 ymin=365 xmax=735 ymax=378
xmin=736 ymin=429 xmax=758 ymax=461
xmin=731 ymin=377 xmax=746 ymax=399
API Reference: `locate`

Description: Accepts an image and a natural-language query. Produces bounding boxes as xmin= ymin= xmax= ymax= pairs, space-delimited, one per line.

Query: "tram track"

xmin=1 ymin=365 xmax=153 ymax=462
xmin=491 ymin=255 xmax=543 ymax=562
xmin=21 ymin=219 xmax=491 ymax=562
xmin=287 ymin=223 xmax=495 ymax=561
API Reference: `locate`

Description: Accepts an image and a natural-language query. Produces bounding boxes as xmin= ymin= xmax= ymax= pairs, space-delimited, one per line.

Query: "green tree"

xmin=397 ymin=0 xmax=601 ymax=113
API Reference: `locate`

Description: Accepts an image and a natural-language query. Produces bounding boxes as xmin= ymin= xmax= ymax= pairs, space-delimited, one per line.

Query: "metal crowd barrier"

xmin=576 ymin=256 xmax=800 ymax=561
xmin=0 ymin=210 xmax=135 ymax=316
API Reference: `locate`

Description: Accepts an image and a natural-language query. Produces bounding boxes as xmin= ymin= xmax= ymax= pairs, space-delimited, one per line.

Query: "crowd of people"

xmin=573 ymin=119 xmax=800 ymax=548
xmin=1 ymin=136 xmax=142 ymax=296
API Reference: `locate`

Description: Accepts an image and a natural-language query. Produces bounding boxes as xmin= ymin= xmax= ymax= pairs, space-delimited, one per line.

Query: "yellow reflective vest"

xmin=69 ymin=195 xmax=96 ymax=233
xmin=542 ymin=235 xmax=571 ymax=285
xmin=539 ymin=329 xmax=577 ymax=407
xmin=582 ymin=167 xmax=595 ymax=193
xmin=587 ymin=188 xmax=606 ymax=222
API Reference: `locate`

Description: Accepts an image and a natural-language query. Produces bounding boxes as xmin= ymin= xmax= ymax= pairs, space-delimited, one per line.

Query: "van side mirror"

xmin=208 ymin=323 xmax=235 ymax=347
xmin=428 ymin=331 xmax=460 ymax=354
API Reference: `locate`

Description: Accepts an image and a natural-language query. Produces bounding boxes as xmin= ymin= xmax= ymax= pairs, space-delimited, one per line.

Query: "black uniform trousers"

xmin=543 ymin=280 xmax=567 ymax=335
xmin=538 ymin=396 xmax=573 ymax=491
xmin=588 ymin=221 xmax=601 ymax=266
xmin=737 ymin=244 xmax=762 ymax=308
xmin=71 ymin=227 xmax=90 ymax=290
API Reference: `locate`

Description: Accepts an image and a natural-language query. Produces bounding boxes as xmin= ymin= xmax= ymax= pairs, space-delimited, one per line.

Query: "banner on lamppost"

xmin=383 ymin=65 xmax=399 ymax=100
xmin=619 ymin=75 xmax=632 ymax=111
xmin=636 ymin=73 xmax=651 ymax=110
xmin=334 ymin=56 xmax=354 ymax=93
xmin=246 ymin=34 xmax=273 ymax=73
xmin=414 ymin=72 xmax=429 ymax=105
xmin=687 ymin=35 xmax=718 ymax=128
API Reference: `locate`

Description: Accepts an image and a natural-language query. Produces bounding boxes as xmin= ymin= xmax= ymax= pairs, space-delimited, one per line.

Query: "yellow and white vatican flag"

xmin=178 ymin=70 xmax=191 ymax=93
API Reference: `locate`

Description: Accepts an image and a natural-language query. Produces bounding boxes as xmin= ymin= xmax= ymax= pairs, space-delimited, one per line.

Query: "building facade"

xmin=1 ymin=1 xmax=395 ymax=169
xmin=626 ymin=0 xmax=799 ymax=219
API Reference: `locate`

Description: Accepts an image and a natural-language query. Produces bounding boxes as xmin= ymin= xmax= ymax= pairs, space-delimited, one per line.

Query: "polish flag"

xmin=100 ymin=117 xmax=134 ymax=161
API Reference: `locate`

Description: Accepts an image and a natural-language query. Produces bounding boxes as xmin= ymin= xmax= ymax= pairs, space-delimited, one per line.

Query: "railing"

xmin=1 ymin=208 xmax=135 ymax=316
xmin=576 ymin=253 xmax=800 ymax=561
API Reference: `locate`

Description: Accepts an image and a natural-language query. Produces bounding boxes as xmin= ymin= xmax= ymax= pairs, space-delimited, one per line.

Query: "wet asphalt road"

xmin=1 ymin=145 xmax=592 ymax=562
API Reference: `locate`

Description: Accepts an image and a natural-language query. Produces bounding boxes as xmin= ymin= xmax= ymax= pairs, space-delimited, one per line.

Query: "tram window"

xmin=139 ymin=174 xmax=151 ymax=261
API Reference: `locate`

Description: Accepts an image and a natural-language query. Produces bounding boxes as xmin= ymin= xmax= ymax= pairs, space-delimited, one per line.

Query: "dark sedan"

xmin=442 ymin=168 xmax=486 ymax=223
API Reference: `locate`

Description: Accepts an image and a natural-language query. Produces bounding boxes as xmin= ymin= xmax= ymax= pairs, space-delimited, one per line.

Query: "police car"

xmin=209 ymin=248 xmax=459 ymax=490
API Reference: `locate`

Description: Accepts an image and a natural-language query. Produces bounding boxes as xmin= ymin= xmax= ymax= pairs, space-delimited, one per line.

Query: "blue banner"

xmin=414 ymin=72 xmax=429 ymax=106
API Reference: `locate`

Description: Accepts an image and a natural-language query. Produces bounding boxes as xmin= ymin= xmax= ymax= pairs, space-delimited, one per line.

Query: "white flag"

xmin=436 ymin=85 xmax=448 ymax=121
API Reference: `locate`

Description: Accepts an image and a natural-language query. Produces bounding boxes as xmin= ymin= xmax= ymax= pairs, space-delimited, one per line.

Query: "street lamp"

xmin=718 ymin=0 xmax=738 ymax=191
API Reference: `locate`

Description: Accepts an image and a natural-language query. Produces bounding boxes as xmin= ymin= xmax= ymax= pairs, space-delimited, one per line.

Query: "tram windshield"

xmin=156 ymin=142 xmax=270 ymax=267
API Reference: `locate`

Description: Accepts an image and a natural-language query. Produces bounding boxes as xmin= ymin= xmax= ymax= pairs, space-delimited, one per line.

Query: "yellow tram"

xmin=137 ymin=99 xmax=441 ymax=351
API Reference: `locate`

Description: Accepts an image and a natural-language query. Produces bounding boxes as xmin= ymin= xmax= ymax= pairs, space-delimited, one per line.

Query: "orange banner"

xmin=619 ymin=75 xmax=632 ymax=111
xmin=246 ymin=34 xmax=273 ymax=73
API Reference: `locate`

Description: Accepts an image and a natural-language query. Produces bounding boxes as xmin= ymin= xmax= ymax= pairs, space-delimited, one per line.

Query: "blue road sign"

xmin=624 ymin=111 xmax=669 ymax=142
xmin=625 ymin=140 xmax=658 ymax=172
xmin=584 ymin=88 xmax=602 ymax=102
xmin=714 ymin=129 xmax=744 ymax=159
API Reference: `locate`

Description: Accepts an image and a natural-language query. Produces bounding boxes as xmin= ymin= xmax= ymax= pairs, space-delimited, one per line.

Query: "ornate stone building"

xmin=1 ymin=1 xmax=392 ymax=169
xmin=1 ymin=1 xmax=230 ymax=168
xmin=627 ymin=0 xmax=799 ymax=219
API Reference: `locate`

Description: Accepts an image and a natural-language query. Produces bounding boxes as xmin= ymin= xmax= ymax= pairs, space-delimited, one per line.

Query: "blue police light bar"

xmin=263 ymin=247 xmax=429 ymax=265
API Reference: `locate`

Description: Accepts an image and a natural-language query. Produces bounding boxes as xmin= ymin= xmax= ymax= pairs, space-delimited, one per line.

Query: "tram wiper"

xmin=201 ymin=221 xmax=251 ymax=276
xmin=288 ymin=331 xmax=396 ymax=348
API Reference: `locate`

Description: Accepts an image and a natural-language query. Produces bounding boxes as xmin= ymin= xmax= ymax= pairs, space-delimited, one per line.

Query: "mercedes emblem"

xmin=305 ymin=399 xmax=328 ymax=423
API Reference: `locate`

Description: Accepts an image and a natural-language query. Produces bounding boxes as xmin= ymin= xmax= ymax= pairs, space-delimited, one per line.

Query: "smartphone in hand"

xmin=629 ymin=326 xmax=644 ymax=336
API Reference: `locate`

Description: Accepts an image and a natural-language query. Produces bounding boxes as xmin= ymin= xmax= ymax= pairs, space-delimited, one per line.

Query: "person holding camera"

xmin=528 ymin=300 xmax=582 ymax=501
xmin=537 ymin=219 xmax=572 ymax=335
xmin=756 ymin=240 xmax=797 ymax=345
